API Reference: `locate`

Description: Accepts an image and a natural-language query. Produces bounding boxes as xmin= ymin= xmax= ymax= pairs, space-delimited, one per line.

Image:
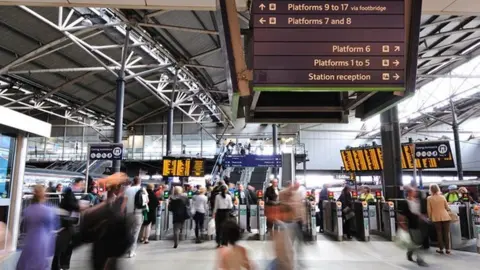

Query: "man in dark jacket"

xmin=238 ymin=184 xmax=257 ymax=232
xmin=318 ymin=184 xmax=329 ymax=233
xmin=264 ymin=179 xmax=280 ymax=233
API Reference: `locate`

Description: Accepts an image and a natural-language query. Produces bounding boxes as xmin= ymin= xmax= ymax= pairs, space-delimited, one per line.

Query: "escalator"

xmin=248 ymin=167 xmax=269 ymax=191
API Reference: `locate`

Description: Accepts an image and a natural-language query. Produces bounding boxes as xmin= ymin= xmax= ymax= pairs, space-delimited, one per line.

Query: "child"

xmin=217 ymin=220 xmax=253 ymax=270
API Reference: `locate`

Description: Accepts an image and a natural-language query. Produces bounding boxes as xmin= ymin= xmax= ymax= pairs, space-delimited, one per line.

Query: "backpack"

xmin=134 ymin=189 xmax=147 ymax=209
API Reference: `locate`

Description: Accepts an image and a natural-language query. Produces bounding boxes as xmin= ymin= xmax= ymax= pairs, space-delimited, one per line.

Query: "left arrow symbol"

xmin=259 ymin=3 xmax=266 ymax=10
xmin=259 ymin=18 xmax=266 ymax=24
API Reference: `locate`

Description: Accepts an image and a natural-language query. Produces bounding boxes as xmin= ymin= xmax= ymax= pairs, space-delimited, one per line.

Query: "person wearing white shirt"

xmin=192 ymin=187 xmax=209 ymax=243
xmin=213 ymin=185 xmax=233 ymax=248
xmin=124 ymin=177 xmax=143 ymax=258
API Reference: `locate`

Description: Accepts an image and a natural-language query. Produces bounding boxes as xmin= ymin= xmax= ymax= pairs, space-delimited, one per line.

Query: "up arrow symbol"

xmin=259 ymin=3 xmax=266 ymax=10
xmin=259 ymin=17 xmax=266 ymax=24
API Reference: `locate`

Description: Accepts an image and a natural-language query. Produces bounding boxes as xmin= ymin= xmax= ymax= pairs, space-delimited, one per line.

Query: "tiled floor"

xmin=69 ymin=235 xmax=480 ymax=270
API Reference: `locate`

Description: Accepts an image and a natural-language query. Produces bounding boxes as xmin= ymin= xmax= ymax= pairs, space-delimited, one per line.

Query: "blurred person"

xmin=46 ymin=181 xmax=55 ymax=193
xmin=318 ymin=184 xmax=329 ymax=233
xmin=81 ymin=185 xmax=101 ymax=207
xmin=140 ymin=184 xmax=159 ymax=244
xmin=238 ymin=184 xmax=256 ymax=232
xmin=265 ymin=179 xmax=280 ymax=233
xmin=458 ymin=187 xmax=476 ymax=203
xmin=51 ymin=178 xmax=85 ymax=270
xmin=271 ymin=201 xmax=296 ymax=270
xmin=337 ymin=186 xmax=354 ymax=239
xmin=213 ymin=185 xmax=233 ymax=248
xmin=428 ymin=183 xmax=452 ymax=254
xmin=360 ymin=186 xmax=375 ymax=203
xmin=168 ymin=186 xmax=189 ymax=248
xmin=210 ymin=180 xmax=225 ymax=212
xmin=55 ymin=184 xmax=63 ymax=193
xmin=398 ymin=185 xmax=429 ymax=267
xmin=124 ymin=176 xmax=144 ymax=258
xmin=444 ymin=185 xmax=460 ymax=203
xmin=192 ymin=187 xmax=208 ymax=243
xmin=279 ymin=181 xmax=307 ymax=265
xmin=17 ymin=185 xmax=58 ymax=270
xmin=216 ymin=220 xmax=253 ymax=270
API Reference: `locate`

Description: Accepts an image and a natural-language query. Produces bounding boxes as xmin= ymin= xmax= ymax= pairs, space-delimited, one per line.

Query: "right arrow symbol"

xmin=393 ymin=73 xmax=400 ymax=80
xmin=394 ymin=46 xmax=401 ymax=52
xmin=259 ymin=17 xmax=266 ymax=24
xmin=393 ymin=60 xmax=400 ymax=66
xmin=259 ymin=3 xmax=266 ymax=10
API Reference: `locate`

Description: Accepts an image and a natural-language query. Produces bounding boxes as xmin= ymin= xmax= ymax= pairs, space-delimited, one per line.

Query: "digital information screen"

xmin=252 ymin=0 xmax=406 ymax=92
xmin=340 ymin=141 xmax=455 ymax=172
xmin=162 ymin=157 xmax=206 ymax=177
xmin=191 ymin=158 xmax=206 ymax=177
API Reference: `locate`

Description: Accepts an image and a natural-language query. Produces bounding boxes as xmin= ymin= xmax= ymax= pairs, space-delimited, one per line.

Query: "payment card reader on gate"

xmin=163 ymin=190 xmax=170 ymax=200
xmin=258 ymin=200 xmax=266 ymax=240
xmin=187 ymin=191 xmax=193 ymax=199
xmin=362 ymin=201 xmax=370 ymax=241
xmin=336 ymin=201 xmax=343 ymax=241
xmin=310 ymin=201 xmax=317 ymax=240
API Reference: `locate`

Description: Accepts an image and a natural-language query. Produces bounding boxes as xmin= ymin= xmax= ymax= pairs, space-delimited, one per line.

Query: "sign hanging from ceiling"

xmin=224 ymin=155 xmax=282 ymax=167
xmin=162 ymin=157 xmax=206 ymax=177
xmin=88 ymin=143 xmax=123 ymax=161
xmin=340 ymin=141 xmax=455 ymax=172
xmin=252 ymin=0 xmax=406 ymax=92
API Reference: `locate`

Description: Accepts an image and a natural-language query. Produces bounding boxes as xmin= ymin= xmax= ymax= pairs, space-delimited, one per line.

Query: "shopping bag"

xmin=208 ymin=218 xmax=215 ymax=235
xmin=395 ymin=229 xmax=415 ymax=250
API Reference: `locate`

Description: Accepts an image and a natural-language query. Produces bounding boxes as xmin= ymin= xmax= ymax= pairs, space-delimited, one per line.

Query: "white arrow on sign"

xmin=393 ymin=73 xmax=400 ymax=80
xmin=259 ymin=18 xmax=266 ymax=24
xmin=259 ymin=3 xmax=266 ymax=10
xmin=394 ymin=46 xmax=401 ymax=52
xmin=393 ymin=60 xmax=400 ymax=66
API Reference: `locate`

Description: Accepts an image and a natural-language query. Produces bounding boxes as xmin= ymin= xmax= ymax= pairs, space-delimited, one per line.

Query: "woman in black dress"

xmin=141 ymin=184 xmax=160 ymax=244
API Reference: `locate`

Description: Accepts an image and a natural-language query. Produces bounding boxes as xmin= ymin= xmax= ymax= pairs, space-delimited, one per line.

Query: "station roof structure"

xmin=0 ymin=5 xmax=479 ymax=135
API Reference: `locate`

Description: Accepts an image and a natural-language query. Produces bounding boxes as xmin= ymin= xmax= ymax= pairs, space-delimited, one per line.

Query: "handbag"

xmin=448 ymin=210 xmax=459 ymax=222
xmin=343 ymin=207 xmax=355 ymax=220
xmin=207 ymin=218 xmax=215 ymax=235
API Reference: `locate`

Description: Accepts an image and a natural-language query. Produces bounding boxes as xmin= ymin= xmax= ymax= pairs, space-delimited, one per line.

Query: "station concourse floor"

xmin=67 ymin=234 xmax=480 ymax=270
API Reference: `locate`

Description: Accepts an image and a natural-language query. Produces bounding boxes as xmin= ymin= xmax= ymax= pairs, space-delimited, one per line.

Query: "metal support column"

xmin=272 ymin=124 xmax=278 ymax=178
xmin=380 ymin=106 xmax=403 ymax=200
xmin=113 ymin=27 xmax=131 ymax=173
xmin=142 ymin=127 xmax=146 ymax=160
xmin=62 ymin=118 xmax=67 ymax=160
xmin=450 ymin=100 xmax=464 ymax=180
xmin=81 ymin=125 xmax=85 ymax=160
xmin=166 ymin=68 xmax=179 ymax=156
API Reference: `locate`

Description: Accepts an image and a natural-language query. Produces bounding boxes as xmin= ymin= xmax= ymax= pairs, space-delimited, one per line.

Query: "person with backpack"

xmin=168 ymin=186 xmax=190 ymax=248
xmin=124 ymin=176 xmax=148 ymax=258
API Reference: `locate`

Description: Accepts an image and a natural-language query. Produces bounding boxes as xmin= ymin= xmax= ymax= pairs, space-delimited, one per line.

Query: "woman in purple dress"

xmin=17 ymin=185 xmax=58 ymax=270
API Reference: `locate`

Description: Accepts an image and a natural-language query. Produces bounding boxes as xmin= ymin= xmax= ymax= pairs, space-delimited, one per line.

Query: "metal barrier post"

xmin=258 ymin=200 xmax=266 ymax=240
xmin=310 ymin=201 xmax=317 ymax=241
xmin=362 ymin=201 xmax=370 ymax=241
xmin=387 ymin=201 xmax=396 ymax=241
xmin=155 ymin=201 xmax=164 ymax=240
xmin=336 ymin=201 xmax=343 ymax=241
xmin=239 ymin=204 xmax=248 ymax=231
xmin=472 ymin=205 xmax=480 ymax=254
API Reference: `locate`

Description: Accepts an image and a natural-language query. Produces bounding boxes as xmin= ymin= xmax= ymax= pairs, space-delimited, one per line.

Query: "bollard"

xmin=336 ymin=201 xmax=343 ymax=241
xmin=472 ymin=205 xmax=480 ymax=254
xmin=362 ymin=201 xmax=370 ymax=241
xmin=258 ymin=200 xmax=266 ymax=241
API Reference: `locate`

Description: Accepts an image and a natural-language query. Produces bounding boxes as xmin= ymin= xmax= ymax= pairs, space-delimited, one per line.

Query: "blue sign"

xmin=224 ymin=155 xmax=282 ymax=167
xmin=89 ymin=143 xmax=123 ymax=161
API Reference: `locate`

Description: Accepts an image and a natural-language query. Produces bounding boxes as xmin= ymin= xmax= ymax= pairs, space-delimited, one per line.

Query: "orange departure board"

xmin=190 ymin=158 xmax=206 ymax=177
xmin=162 ymin=157 xmax=177 ymax=177
xmin=175 ymin=158 xmax=191 ymax=177
xmin=340 ymin=141 xmax=455 ymax=172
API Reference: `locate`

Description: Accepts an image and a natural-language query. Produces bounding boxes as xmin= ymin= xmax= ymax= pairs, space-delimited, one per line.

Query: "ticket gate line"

xmin=322 ymin=201 xmax=343 ymax=241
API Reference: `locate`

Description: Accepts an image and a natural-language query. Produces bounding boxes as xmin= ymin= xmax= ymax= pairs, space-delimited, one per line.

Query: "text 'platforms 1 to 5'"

xmin=252 ymin=0 xmax=405 ymax=92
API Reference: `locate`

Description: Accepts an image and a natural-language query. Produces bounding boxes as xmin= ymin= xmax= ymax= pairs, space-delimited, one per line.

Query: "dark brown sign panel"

xmin=252 ymin=1 xmax=405 ymax=15
xmin=253 ymin=15 xmax=404 ymax=28
xmin=252 ymin=0 xmax=406 ymax=92
xmin=254 ymin=56 xmax=404 ymax=70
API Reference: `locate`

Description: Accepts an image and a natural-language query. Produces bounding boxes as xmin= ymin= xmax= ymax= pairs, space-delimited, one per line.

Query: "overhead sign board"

xmin=89 ymin=143 xmax=123 ymax=161
xmin=162 ymin=157 xmax=206 ymax=177
xmin=252 ymin=0 xmax=406 ymax=92
xmin=340 ymin=141 xmax=455 ymax=172
xmin=191 ymin=158 xmax=206 ymax=177
xmin=224 ymin=155 xmax=282 ymax=167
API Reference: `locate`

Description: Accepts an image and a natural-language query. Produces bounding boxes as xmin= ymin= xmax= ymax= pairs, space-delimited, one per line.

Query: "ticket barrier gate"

xmin=322 ymin=201 xmax=343 ymax=241
xmin=351 ymin=201 xmax=370 ymax=241
xmin=448 ymin=202 xmax=476 ymax=249
xmin=472 ymin=205 xmax=480 ymax=253
xmin=307 ymin=200 xmax=317 ymax=241
xmin=258 ymin=200 xmax=267 ymax=240
xmin=368 ymin=201 xmax=396 ymax=241
xmin=155 ymin=201 xmax=167 ymax=240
